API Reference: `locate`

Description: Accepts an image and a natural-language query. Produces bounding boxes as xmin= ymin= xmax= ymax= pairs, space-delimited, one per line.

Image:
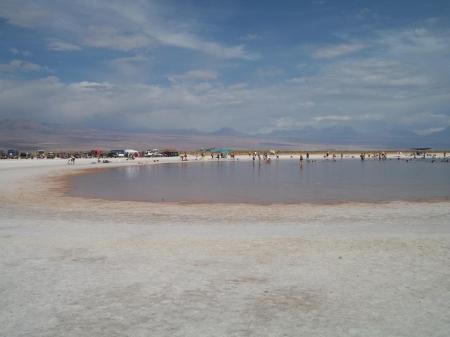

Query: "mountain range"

xmin=0 ymin=119 xmax=449 ymax=151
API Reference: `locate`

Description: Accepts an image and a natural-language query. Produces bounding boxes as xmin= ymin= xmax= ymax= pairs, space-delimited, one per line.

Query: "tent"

xmin=205 ymin=147 xmax=233 ymax=154
xmin=124 ymin=149 xmax=140 ymax=157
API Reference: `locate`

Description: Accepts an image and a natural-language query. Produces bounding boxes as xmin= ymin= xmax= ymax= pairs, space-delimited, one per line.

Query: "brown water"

xmin=68 ymin=159 xmax=450 ymax=204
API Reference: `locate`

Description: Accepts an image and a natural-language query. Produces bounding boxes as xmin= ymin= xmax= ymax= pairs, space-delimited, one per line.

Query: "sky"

xmin=1 ymin=0 xmax=450 ymax=137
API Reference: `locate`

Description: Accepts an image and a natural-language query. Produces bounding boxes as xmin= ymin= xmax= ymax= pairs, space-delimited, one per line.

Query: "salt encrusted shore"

xmin=1 ymin=157 xmax=450 ymax=337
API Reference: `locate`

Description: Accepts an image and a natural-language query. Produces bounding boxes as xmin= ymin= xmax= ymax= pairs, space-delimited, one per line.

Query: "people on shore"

xmin=5 ymin=150 xmax=450 ymax=164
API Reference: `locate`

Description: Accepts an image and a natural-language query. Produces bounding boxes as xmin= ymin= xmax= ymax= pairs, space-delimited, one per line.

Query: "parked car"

xmin=145 ymin=149 xmax=163 ymax=157
xmin=19 ymin=152 xmax=33 ymax=159
xmin=7 ymin=149 xmax=19 ymax=159
xmin=46 ymin=152 xmax=55 ymax=159
xmin=56 ymin=152 xmax=70 ymax=159
xmin=161 ymin=150 xmax=179 ymax=157
xmin=108 ymin=150 xmax=126 ymax=158
xmin=0 ymin=150 xmax=6 ymax=159
xmin=36 ymin=150 xmax=46 ymax=159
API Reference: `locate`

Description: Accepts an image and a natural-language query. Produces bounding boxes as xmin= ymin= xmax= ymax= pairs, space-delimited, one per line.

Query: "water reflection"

xmin=69 ymin=159 xmax=450 ymax=204
xmin=124 ymin=165 xmax=140 ymax=179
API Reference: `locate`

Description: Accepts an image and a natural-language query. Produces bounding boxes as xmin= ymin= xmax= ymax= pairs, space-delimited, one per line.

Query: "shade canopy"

xmin=205 ymin=148 xmax=233 ymax=154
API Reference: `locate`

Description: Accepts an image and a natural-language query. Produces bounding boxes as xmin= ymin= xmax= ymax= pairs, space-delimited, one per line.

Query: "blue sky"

xmin=1 ymin=0 xmax=450 ymax=137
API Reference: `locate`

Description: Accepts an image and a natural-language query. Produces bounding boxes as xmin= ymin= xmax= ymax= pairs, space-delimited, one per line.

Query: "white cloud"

xmin=312 ymin=115 xmax=351 ymax=122
xmin=0 ymin=0 xmax=256 ymax=59
xmin=157 ymin=32 xmax=258 ymax=60
xmin=81 ymin=25 xmax=157 ymax=52
xmin=168 ymin=70 xmax=219 ymax=83
xmin=414 ymin=127 xmax=446 ymax=136
xmin=322 ymin=58 xmax=431 ymax=88
xmin=240 ymin=33 xmax=262 ymax=41
xmin=47 ymin=40 xmax=81 ymax=51
xmin=68 ymin=81 xmax=115 ymax=92
xmin=106 ymin=55 xmax=153 ymax=82
xmin=377 ymin=28 xmax=450 ymax=54
xmin=9 ymin=48 xmax=31 ymax=56
xmin=312 ymin=43 xmax=367 ymax=59
xmin=0 ymin=59 xmax=41 ymax=72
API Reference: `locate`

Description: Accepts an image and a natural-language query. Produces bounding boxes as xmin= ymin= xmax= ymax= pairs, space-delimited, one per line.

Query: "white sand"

xmin=1 ymin=157 xmax=450 ymax=337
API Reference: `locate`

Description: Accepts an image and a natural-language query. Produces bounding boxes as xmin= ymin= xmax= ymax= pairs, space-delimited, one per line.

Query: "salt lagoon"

xmin=68 ymin=158 xmax=450 ymax=204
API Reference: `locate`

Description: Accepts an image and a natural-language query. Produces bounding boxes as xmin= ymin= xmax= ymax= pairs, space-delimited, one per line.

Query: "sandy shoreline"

xmin=1 ymin=157 xmax=450 ymax=336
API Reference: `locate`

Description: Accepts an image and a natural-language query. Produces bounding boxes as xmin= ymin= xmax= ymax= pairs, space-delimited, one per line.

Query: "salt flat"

xmin=1 ymin=157 xmax=450 ymax=337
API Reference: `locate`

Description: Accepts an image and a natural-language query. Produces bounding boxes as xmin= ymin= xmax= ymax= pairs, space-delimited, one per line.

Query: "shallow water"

xmin=68 ymin=159 xmax=450 ymax=204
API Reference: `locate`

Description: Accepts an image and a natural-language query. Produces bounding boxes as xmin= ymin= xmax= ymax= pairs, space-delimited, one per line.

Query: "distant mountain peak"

xmin=211 ymin=127 xmax=245 ymax=136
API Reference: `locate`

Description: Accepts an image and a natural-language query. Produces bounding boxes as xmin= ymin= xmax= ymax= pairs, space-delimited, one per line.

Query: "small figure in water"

xmin=306 ymin=152 xmax=310 ymax=159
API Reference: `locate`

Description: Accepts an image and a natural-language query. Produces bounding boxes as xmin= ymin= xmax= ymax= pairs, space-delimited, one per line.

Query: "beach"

xmin=1 ymin=156 xmax=450 ymax=337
